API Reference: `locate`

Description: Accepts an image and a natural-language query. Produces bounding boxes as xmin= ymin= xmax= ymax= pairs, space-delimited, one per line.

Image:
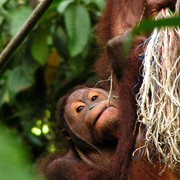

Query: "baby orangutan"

xmin=41 ymin=85 xmax=120 ymax=180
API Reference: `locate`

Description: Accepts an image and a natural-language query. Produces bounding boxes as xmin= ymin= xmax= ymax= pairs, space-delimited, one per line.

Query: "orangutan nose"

xmin=89 ymin=103 xmax=97 ymax=110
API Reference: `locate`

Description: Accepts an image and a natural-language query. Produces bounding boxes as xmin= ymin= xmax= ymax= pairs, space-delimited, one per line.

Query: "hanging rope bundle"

xmin=136 ymin=2 xmax=180 ymax=169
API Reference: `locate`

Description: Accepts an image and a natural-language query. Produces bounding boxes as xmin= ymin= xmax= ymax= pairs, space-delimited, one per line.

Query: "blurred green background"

xmin=1 ymin=0 xmax=179 ymax=179
xmin=0 ymin=0 xmax=105 ymax=178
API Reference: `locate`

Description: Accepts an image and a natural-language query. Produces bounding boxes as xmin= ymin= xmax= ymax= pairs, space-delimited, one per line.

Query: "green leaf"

xmin=53 ymin=27 xmax=69 ymax=59
xmin=64 ymin=4 xmax=91 ymax=57
xmin=0 ymin=87 xmax=10 ymax=106
xmin=0 ymin=125 xmax=38 ymax=180
xmin=0 ymin=71 xmax=10 ymax=105
xmin=81 ymin=0 xmax=91 ymax=5
xmin=9 ymin=6 xmax=32 ymax=37
xmin=0 ymin=0 xmax=7 ymax=6
xmin=133 ymin=16 xmax=180 ymax=35
xmin=94 ymin=0 xmax=105 ymax=10
xmin=0 ymin=16 xmax=4 ymax=25
xmin=31 ymin=29 xmax=49 ymax=65
xmin=57 ymin=0 xmax=74 ymax=14
xmin=7 ymin=66 xmax=34 ymax=96
xmin=22 ymin=59 xmax=39 ymax=79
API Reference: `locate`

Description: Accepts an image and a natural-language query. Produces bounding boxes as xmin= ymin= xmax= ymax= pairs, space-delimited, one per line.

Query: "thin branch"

xmin=0 ymin=0 xmax=54 ymax=71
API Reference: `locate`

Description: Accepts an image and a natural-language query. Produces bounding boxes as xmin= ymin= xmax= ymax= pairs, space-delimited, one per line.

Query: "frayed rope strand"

xmin=135 ymin=6 xmax=180 ymax=169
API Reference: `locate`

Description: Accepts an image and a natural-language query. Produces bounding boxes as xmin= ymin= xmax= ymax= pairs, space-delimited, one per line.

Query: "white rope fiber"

xmin=135 ymin=6 xmax=180 ymax=168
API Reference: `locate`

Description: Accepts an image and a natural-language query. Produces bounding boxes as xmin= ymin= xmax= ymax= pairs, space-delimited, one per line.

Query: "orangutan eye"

xmin=76 ymin=106 xmax=84 ymax=113
xmin=91 ymin=95 xmax=98 ymax=101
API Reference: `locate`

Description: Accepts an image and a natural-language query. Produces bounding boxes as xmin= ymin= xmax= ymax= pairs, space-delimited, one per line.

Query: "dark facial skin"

xmin=64 ymin=88 xmax=119 ymax=145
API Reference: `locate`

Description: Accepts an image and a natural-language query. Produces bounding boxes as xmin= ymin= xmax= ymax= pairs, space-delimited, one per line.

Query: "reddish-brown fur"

xmin=95 ymin=0 xmax=146 ymax=79
xmin=95 ymin=0 xmax=178 ymax=179
xmin=40 ymin=1 xmax=179 ymax=179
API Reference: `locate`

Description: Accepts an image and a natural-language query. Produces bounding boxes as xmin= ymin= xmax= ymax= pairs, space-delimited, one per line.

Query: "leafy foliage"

xmin=0 ymin=124 xmax=38 ymax=180
xmin=64 ymin=4 xmax=91 ymax=57
xmin=0 ymin=0 xmax=105 ymax=163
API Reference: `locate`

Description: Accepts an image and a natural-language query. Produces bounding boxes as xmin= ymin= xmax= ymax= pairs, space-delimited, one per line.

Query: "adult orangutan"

xmin=95 ymin=0 xmax=179 ymax=179
xmin=40 ymin=0 xmax=179 ymax=179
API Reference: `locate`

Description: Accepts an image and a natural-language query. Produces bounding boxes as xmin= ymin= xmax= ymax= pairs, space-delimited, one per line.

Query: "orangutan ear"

xmin=61 ymin=128 xmax=71 ymax=140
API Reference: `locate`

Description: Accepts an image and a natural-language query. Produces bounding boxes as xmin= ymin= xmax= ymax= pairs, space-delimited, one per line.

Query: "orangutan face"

xmin=64 ymin=88 xmax=119 ymax=145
